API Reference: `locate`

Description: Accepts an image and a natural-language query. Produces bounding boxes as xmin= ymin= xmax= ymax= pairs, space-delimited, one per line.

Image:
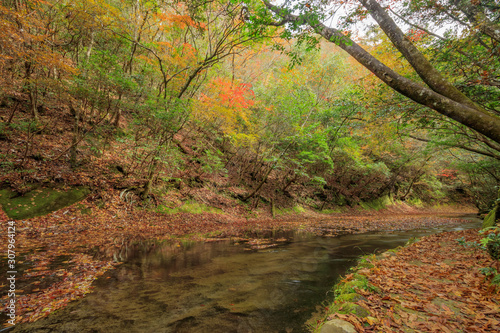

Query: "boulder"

xmin=320 ymin=319 xmax=357 ymax=333
xmin=483 ymin=206 xmax=498 ymax=229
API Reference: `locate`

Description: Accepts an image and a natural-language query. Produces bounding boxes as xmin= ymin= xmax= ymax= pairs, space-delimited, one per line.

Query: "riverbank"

xmin=315 ymin=228 xmax=500 ymax=332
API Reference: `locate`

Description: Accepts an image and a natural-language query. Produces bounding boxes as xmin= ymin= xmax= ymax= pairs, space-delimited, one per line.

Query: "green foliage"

xmin=456 ymin=237 xmax=481 ymax=249
xmin=479 ymin=266 xmax=497 ymax=277
xmin=334 ymin=273 xmax=378 ymax=296
xmin=292 ymin=205 xmax=306 ymax=213
xmin=275 ymin=205 xmax=306 ymax=216
xmin=406 ymin=198 xmax=424 ymax=208
xmin=460 ymin=227 xmax=500 ymax=288
xmin=4 ymin=120 xmax=40 ymax=133
xmin=479 ymin=227 xmax=500 ymax=261
xmin=405 ymin=237 xmax=420 ymax=246
xmin=479 ymin=267 xmax=500 ymax=288
xmin=157 ymin=200 xmax=223 ymax=215
xmin=359 ymin=195 xmax=392 ymax=211
xmin=310 ymin=176 xmax=326 ymax=186
xmin=198 ymin=149 xmax=227 ymax=175
xmin=492 ymin=274 xmax=500 ymax=286
xmin=454 ymin=158 xmax=500 ymax=211
xmin=320 ymin=208 xmax=344 ymax=214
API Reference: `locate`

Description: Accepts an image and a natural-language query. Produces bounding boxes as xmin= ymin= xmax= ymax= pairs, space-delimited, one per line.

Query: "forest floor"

xmin=321 ymin=228 xmax=500 ymax=332
xmin=0 ymin=193 xmax=480 ymax=328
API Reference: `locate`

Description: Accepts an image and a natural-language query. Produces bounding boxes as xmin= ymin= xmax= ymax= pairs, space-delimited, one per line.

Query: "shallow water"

xmin=12 ymin=216 xmax=481 ymax=333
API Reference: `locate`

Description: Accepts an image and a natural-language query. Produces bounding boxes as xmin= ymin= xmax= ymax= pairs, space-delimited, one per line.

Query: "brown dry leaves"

xmin=335 ymin=229 xmax=500 ymax=332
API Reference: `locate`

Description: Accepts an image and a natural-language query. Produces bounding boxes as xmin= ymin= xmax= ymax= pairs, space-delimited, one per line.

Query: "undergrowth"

xmin=157 ymin=200 xmax=223 ymax=215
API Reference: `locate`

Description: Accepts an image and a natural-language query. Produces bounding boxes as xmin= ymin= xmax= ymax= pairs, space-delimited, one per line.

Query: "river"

xmin=11 ymin=215 xmax=481 ymax=333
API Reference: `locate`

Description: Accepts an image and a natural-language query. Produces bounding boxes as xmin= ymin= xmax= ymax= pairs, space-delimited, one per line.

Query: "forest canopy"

xmin=0 ymin=0 xmax=499 ymax=213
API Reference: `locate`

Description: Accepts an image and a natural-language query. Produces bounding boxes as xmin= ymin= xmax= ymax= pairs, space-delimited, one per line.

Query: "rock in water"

xmin=320 ymin=319 xmax=357 ymax=333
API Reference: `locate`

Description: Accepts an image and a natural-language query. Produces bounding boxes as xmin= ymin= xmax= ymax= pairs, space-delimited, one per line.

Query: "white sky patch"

xmin=270 ymin=0 xmax=461 ymax=42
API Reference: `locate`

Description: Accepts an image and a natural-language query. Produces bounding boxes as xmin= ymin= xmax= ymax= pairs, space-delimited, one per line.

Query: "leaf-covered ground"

xmin=0 ymin=191 xmax=476 ymax=328
xmin=326 ymin=229 xmax=500 ymax=332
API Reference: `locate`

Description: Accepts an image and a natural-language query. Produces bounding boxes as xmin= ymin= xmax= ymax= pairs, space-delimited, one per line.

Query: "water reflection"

xmin=14 ymin=218 xmax=481 ymax=333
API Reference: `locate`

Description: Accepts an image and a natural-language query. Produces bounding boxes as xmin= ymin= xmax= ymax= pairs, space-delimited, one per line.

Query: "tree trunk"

xmin=243 ymin=165 xmax=274 ymax=201
xmin=317 ymin=26 xmax=500 ymax=143
xmin=142 ymin=167 xmax=155 ymax=200
xmin=25 ymin=62 xmax=39 ymax=122
xmin=29 ymin=88 xmax=39 ymax=122
xmin=142 ymin=152 xmax=160 ymax=199
xmin=69 ymin=105 xmax=80 ymax=168
xmin=282 ymin=173 xmax=297 ymax=192
xmin=6 ymin=101 xmax=19 ymax=124
xmin=113 ymin=93 xmax=123 ymax=127
xmin=360 ymin=0 xmax=481 ymax=112
xmin=252 ymin=197 xmax=259 ymax=210
xmin=271 ymin=198 xmax=276 ymax=218
xmin=400 ymin=173 xmax=422 ymax=201
xmin=264 ymin=1 xmax=500 ymax=144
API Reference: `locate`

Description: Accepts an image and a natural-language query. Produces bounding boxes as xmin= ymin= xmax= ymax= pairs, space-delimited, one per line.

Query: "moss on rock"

xmin=334 ymin=274 xmax=378 ymax=296
xmin=333 ymin=301 xmax=370 ymax=318
xmin=334 ymin=292 xmax=366 ymax=303
xmin=483 ymin=206 xmax=498 ymax=229
xmin=0 ymin=186 xmax=90 ymax=220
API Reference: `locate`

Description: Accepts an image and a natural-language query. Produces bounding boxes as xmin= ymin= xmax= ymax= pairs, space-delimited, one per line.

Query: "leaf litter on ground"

xmin=327 ymin=229 xmax=500 ymax=332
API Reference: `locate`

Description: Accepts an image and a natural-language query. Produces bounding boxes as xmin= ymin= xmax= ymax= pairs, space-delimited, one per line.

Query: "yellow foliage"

xmin=0 ymin=2 xmax=77 ymax=75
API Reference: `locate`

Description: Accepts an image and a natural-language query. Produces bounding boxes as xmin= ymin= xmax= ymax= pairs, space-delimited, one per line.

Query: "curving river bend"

xmin=13 ymin=216 xmax=481 ymax=333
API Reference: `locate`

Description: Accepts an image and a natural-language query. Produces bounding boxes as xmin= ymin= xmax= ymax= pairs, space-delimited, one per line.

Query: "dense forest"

xmin=0 ymin=0 xmax=499 ymax=215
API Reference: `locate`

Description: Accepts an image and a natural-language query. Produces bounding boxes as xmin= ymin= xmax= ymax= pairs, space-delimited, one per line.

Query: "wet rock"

xmin=320 ymin=319 xmax=356 ymax=333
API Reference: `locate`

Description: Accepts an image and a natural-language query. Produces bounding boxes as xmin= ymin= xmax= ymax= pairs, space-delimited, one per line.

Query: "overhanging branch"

xmin=407 ymin=135 xmax=500 ymax=160
xmin=261 ymin=0 xmax=500 ymax=144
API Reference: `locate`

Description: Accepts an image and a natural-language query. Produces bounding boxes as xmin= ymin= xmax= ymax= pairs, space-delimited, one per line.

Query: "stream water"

xmin=12 ymin=215 xmax=481 ymax=333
